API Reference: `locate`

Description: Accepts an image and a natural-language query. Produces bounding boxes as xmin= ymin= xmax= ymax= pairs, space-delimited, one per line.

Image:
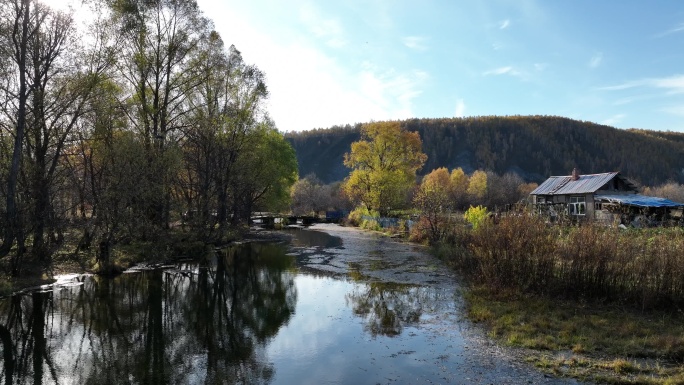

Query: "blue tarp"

xmin=361 ymin=216 xmax=415 ymax=230
xmin=595 ymin=194 xmax=684 ymax=208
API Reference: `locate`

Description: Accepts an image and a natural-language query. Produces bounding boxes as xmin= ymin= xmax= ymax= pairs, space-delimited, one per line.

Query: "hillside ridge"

xmin=284 ymin=116 xmax=684 ymax=186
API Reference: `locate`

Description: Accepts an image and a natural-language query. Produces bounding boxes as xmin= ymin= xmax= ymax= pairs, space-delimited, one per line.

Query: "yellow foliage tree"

xmin=343 ymin=121 xmax=427 ymax=215
xmin=413 ymin=167 xmax=452 ymax=241
xmin=450 ymin=167 xmax=469 ymax=210
xmin=414 ymin=168 xmax=452 ymax=211
xmin=467 ymin=170 xmax=488 ymax=203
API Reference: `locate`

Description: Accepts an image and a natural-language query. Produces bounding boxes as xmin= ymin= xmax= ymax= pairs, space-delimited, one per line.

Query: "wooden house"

xmin=530 ymin=169 xmax=684 ymax=225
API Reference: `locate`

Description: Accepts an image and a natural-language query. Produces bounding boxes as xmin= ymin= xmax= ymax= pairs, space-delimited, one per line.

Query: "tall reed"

xmin=441 ymin=215 xmax=684 ymax=309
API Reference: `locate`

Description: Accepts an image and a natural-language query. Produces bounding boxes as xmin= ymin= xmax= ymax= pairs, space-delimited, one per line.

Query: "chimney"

xmin=571 ymin=168 xmax=580 ymax=181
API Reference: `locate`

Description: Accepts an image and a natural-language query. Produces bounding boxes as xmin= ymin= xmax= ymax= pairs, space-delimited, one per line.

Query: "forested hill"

xmin=284 ymin=116 xmax=684 ymax=187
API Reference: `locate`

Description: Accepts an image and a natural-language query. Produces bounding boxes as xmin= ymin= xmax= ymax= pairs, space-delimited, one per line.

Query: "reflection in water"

xmin=0 ymin=243 xmax=296 ymax=385
xmin=286 ymin=229 xmax=342 ymax=248
xmin=0 ymin=230 xmax=468 ymax=385
xmin=345 ymin=282 xmax=447 ymax=337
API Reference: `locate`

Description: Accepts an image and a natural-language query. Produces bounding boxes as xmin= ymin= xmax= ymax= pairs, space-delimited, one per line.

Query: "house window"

xmin=568 ymin=196 xmax=586 ymax=216
xmin=595 ymin=202 xmax=603 ymax=211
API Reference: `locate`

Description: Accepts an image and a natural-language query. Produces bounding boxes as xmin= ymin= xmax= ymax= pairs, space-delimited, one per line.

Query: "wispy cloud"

xmin=534 ymin=63 xmax=548 ymax=71
xmin=299 ymin=5 xmax=347 ymax=48
xmin=589 ymin=52 xmax=603 ymax=68
xmin=656 ymin=22 xmax=684 ymax=38
xmin=601 ymin=74 xmax=684 ymax=93
xmin=482 ymin=66 xmax=526 ymax=79
xmin=611 ymin=93 xmax=660 ymax=106
xmin=499 ymin=19 xmax=510 ymax=29
xmin=455 ymin=99 xmax=466 ymax=117
xmin=358 ymin=62 xmax=430 ymax=119
xmin=661 ymin=105 xmax=684 ymax=117
xmin=600 ymin=81 xmax=641 ymax=91
xmin=652 ymin=75 xmax=684 ymax=92
xmin=613 ymin=96 xmax=639 ymax=106
xmin=483 ymin=66 xmax=513 ymax=76
xmin=602 ymin=114 xmax=625 ymax=126
xmin=403 ymin=36 xmax=428 ymax=51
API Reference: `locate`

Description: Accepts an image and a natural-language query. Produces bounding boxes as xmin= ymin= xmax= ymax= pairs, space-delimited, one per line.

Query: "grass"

xmin=426 ymin=211 xmax=684 ymax=383
xmin=465 ymin=286 xmax=684 ymax=384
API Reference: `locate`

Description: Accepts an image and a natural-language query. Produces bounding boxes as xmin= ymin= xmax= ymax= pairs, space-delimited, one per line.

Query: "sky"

xmin=51 ymin=0 xmax=684 ymax=133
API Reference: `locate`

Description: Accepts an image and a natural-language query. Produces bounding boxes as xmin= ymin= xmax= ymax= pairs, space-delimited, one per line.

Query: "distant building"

xmin=530 ymin=169 xmax=684 ymax=225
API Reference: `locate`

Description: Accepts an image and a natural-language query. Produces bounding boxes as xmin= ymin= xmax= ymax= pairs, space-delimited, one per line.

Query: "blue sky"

xmin=52 ymin=0 xmax=684 ymax=132
xmin=192 ymin=0 xmax=684 ymax=132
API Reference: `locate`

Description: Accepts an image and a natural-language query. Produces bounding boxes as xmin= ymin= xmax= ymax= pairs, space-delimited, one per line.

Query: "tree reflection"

xmin=0 ymin=291 xmax=60 ymax=385
xmin=346 ymin=282 xmax=443 ymax=337
xmin=181 ymin=243 xmax=297 ymax=384
xmin=0 ymin=242 xmax=296 ymax=385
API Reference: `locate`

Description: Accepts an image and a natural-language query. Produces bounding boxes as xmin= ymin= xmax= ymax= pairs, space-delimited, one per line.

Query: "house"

xmin=530 ymin=169 xmax=684 ymax=225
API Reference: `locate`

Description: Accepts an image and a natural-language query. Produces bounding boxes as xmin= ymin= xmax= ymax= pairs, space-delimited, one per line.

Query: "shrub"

xmin=409 ymin=217 xmax=431 ymax=243
xmin=463 ymin=205 xmax=489 ymax=230
xmin=439 ymin=213 xmax=684 ymax=309
xmin=468 ymin=214 xmax=555 ymax=293
xmin=347 ymin=206 xmax=382 ymax=231
xmin=347 ymin=206 xmax=371 ymax=226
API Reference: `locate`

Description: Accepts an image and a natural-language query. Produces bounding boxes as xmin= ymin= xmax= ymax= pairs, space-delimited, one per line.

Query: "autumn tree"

xmin=643 ymin=182 xmax=684 ymax=203
xmin=290 ymin=174 xmax=328 ymax=216
xmin=413 ymin=167 xmax=452 ymax=241
xmin=290 ymin=177 xmax=353 ymax=216
xmin=177 ymin=31 xmax=233 ymax=236
xmin=108 ymin=0 xmax=210 ymax=229
xmin=212 ymin=45 xmax=270 ymax=229
xmin=485 ymin=171 xmax=526 ymax=208
xmin=466 ymin=170 xmax=487 ymax=206
xmin=518 ymin=182 xmax=538 ymax=202
xmin=228 ymin=121 xmax=298 ymax=223
xmin=0 ymin=0 xmax=32 ymax=261
xmin=177 ymin=34 xmax=274 ymax=239
xmin=343 ymin=121 xmax=426 ymax=215
xmin=0 ymin=0 xmax=114 ymax=266
xmin=449 ymin=167 xmax=469 ymax=211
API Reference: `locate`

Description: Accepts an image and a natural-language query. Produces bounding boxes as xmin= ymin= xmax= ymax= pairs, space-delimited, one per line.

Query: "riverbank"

xmin=295 ymin=223 xmax=580 ymax=384
xmin=464 ymin=287 xmax=684 ymax=384
xmin=0 ymin=226 xmax=292 ymax=297
xmin=4 ymin=222 xmax=681 ymax=383
xmin=325 ymin=222 xmax=684 ymax=384
xmin=426 ymin=215 xmax=684 ymax=384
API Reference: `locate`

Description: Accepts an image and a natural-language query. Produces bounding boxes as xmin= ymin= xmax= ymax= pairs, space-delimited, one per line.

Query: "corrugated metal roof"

xmin=530 ymin=172 xmax=620 ymax=195
xmin=595 ymin=194 xmax=684 ymax=208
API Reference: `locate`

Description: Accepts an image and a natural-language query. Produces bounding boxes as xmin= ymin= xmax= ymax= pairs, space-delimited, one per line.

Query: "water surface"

xmin=0 ymin=225 xmax=578 ymax=384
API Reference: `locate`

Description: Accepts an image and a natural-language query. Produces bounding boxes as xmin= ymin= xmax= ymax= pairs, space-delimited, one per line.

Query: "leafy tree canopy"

xmin=343 ymin=121 xmax=426 ymax=214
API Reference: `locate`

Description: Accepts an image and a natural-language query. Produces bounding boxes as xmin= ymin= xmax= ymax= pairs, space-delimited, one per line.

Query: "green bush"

xmin=463 ymin=205 xmax=489 ymax=230
xmin=347 ymin=206 xmax=380 ymax=227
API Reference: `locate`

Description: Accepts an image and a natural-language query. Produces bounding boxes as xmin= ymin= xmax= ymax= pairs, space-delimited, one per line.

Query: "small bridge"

xmin=251 ymin=211 xmax=347 ymax=228
xmin=251 ymin=214 xmax=319 ymax=228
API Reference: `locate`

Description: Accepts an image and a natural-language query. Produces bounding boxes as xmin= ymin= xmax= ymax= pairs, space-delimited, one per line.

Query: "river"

xmin=0 ymin=224 xmax=580 ymax=384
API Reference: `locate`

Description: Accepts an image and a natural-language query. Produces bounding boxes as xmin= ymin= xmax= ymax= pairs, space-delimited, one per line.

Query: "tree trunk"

xmin=0 ymin=0 xmax=30 ymax=259
xmin=32 ymin=178 xmax=50 ymax=260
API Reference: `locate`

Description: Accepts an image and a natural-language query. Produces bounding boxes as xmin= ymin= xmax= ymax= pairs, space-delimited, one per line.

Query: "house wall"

xmin=531 ymin=174 xmax=640 ymax=223
xmin=533 ymin=193 xmax=594 ymax=220
xmin=586 ymin=194 xmax=595 ymax=218
xmin=595 ymin=209 xmax=620 ymax=225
